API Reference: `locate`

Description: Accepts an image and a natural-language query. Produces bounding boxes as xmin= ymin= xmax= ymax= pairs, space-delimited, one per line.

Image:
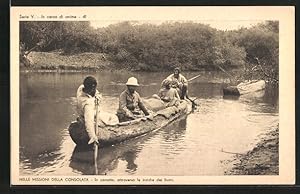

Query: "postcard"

xmin=11 ymin=6 xmax=295 ymax=185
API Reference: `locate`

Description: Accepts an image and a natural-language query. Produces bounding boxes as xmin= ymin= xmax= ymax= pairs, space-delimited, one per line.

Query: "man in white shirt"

xmin=76 ymin=76 xmax=100 ymax=145
xmin=164 ymin=67 xmax=188 ymax=99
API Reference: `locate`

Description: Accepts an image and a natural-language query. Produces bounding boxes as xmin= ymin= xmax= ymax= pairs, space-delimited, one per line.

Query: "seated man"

xmin=164 ymin=67 xmax=188 ymax=99
xmin=158 ymin=79 xmax=181 ymax=107
xmin=117 ymin=77 xmax=150 ymax=122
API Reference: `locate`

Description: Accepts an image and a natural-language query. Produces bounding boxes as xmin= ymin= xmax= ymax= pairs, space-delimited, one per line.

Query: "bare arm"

xmin=83 ymin=102 xmax=97 ymax=140
xmin=174 ymin=89 xmax=180 ymax=99
xmin=137 ymin=94 xmax=149 ymax=116
xmin=158 ymin=89 xmax=164 ymax=98
xmin=181 ymin=75 xmax=188 ymax=86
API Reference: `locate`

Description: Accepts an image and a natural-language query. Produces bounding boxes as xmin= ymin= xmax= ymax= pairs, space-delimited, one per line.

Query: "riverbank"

xmin=22 ymin=51 xmax=112 ymax=71
xmin=21 ymin=51 xmax=241 ymax=72
xmin=225 ymin=124 xmax=279 ymax=175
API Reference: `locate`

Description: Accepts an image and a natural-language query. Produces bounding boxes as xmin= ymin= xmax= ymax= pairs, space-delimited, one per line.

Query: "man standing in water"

xmin=117 ymin=77 xmax=150 ymax=122
xmin=163 ymin=67 xmax=188 ymax=99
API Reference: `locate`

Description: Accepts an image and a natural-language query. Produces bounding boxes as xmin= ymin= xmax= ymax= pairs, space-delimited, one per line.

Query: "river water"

xmin=19 ymin=71 xmax=279 ymax=176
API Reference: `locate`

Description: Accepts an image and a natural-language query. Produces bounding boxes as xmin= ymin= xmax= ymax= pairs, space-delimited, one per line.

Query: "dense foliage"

xmin=20 ymin=21 xmax=278 ymax=82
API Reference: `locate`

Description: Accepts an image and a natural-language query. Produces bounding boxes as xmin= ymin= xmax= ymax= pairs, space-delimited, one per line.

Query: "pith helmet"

xmin=126 ymin=77 xmax=139 ymax=86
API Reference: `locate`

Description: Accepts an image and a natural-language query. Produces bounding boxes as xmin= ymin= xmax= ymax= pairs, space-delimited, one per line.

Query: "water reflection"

xmin=69 ymin=116 xmax=188 ymax=175
xmin=122 ymin=150 xmax=138 ymax=173
xmin=19 ymin=71 xmax=279 ymax=175
xmin=223 ymin=90 xmax=266 ymax=103
xmin=162 ymin=117 xmax=187 ymax=142
xmin=70 ymin=140 xmax=140 ymax=175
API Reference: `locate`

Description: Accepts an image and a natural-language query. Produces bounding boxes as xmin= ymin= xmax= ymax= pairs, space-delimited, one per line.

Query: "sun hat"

xmin=126 ymin=77 xmax=139 ymax=86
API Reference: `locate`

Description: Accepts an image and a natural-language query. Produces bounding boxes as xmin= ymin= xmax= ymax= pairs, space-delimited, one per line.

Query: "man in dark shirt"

xmin=117 ymin=77 xmax=150 ymax=122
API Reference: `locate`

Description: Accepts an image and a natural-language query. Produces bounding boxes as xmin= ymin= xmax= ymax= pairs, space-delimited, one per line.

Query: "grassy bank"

xmin=20 ymin=51 xmax=278 ymax=86
xmin=22 ymin=51 xmax=113 ymax=72
xmin=225 ymin=124 xmax=279 ymax=175
xmin=21 ymin=51 xmax=241 ymax=72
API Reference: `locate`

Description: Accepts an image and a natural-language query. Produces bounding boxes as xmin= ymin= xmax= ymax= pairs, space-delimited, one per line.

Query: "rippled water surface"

xmin=20 ymin=71 xmax=278 ymax=175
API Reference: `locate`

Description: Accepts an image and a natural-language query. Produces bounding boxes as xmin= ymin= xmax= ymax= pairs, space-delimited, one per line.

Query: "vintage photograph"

xmin=11 ymin=7 xmax=294 ymax=185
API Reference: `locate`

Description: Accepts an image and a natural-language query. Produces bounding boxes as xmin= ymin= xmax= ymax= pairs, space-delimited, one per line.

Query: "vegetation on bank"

xmin=20 ymin=21 xmax=278 ymax=83
xmin=22 ymin=51 xmax=112 ymax=71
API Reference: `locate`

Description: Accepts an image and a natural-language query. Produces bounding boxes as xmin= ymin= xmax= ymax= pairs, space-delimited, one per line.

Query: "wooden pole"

xmin=187 ymin=74 xmax=201 ymax=82
xmin=186 ymin=75 xmax=202 ymax=108
xmin=94 ymin=98 xmax=99 ymax=175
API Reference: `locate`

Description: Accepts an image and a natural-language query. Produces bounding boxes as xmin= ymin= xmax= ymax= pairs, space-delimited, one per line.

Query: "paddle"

xmin=187 ymin=74 xmax=201 ymax=82
xmin=185 ymin=95 xmax=198 ymax=109
xmin=185 ymin=74 xmax=203 ymax=108
xmin=94 ymin=98 xmax=99 ymax=175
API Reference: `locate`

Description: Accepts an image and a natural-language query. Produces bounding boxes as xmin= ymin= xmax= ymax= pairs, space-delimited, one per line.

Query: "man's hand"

xmin=88 ymin=136 xmax=99 ymax=145
xmin=126 ymin=104 xmax=135 ymax=110
xmin=125 ymin=111 xmax=135 ymax=119
xmin=171 ymin=81 xmax=180 ymax=88
xmin=178 ymin=82 xmax=183 ymax=88
xmin=146 ymin=113 xmax=154 ymax=121
xmin=174 ymin=100 xmax=181 ymax=107
xmin=171 ymin=83 xmax=178 ymax=88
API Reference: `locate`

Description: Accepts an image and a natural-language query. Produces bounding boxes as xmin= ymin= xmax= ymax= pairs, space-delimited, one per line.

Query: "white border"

xmin=10 ymin=6 xmax=295 ymax=185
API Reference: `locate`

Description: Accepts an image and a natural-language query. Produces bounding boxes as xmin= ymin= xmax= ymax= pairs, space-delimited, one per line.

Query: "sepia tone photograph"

xmin=11 ymin=7 xmax=294 ymax=185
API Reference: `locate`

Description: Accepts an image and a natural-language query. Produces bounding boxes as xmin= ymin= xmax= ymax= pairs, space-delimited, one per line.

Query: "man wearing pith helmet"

xmin=117 ymin=77 xmax=150 ymax=122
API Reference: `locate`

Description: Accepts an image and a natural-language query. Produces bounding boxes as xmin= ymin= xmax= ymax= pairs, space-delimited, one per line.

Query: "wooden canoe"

xmin=223 ymin=80 xmax=266 ymax=96
xmin=68 ymin=100 xmax=193 ymax=146
xmin=69 ymin=116 xmax=188 ymax=174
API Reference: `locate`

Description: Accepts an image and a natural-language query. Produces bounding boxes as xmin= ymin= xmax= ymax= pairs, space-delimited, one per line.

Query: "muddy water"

xmin=19 ymin=71 xmax=278 ymax=175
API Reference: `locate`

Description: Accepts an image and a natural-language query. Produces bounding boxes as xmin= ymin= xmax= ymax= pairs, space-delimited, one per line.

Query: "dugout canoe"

xmin=70 ymin=116 xmax=188 ymax=174
xmin=223 ymin=80 xmax=266 ymax=96
xmin=68 ymin=99 xmax=193 ymax=146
